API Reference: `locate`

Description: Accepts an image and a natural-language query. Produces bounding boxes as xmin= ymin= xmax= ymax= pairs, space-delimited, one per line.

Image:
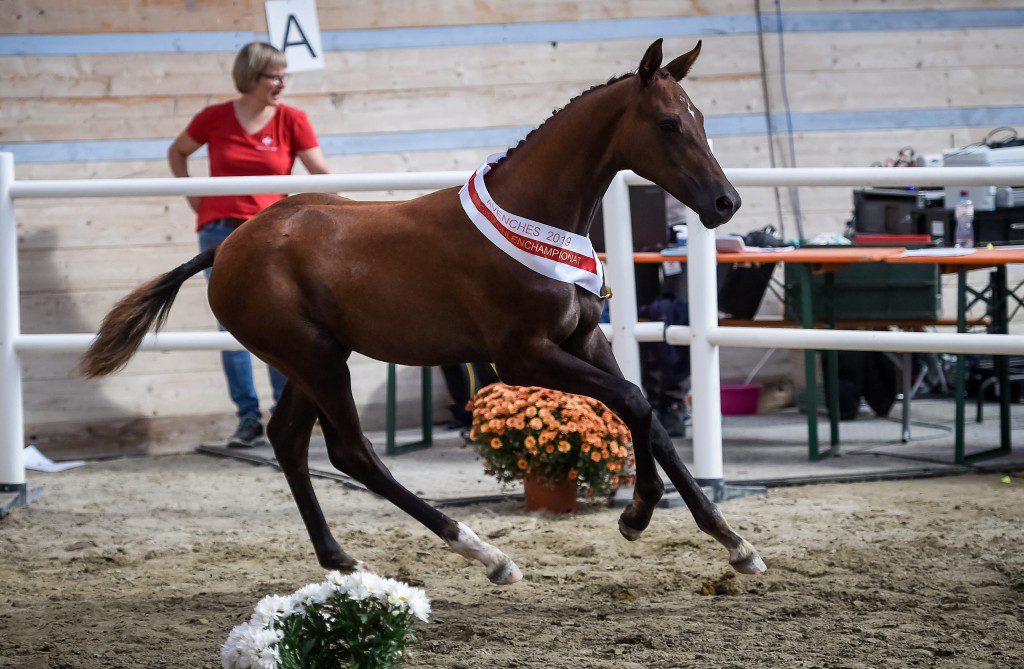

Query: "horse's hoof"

xmin=487 ymin=559 xmax=523 ymax=585
xmin=319 ymin=553 xmax=360 ymax=573
xmin=730 ymin=552 xmax=767 ymax=575
xmin=618 ymin=517 xmax=644 ymax=542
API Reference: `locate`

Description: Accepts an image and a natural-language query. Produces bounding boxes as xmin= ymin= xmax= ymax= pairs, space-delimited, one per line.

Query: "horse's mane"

xmin=489 ymin=72 xmax=635 ymax=173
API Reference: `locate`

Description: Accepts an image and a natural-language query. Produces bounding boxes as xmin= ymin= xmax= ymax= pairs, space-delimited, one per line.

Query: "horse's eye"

xmin=659 ymin=119 xmax=681 ymax=134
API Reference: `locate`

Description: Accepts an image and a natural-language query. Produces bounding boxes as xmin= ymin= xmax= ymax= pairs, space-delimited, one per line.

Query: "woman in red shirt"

xmin=168 ymin=42 xmax=329 ymax=448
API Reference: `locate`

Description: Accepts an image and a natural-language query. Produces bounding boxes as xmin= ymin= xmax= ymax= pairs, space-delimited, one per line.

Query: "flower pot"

xmin=524 ymin=475 xmax=577 ymax=513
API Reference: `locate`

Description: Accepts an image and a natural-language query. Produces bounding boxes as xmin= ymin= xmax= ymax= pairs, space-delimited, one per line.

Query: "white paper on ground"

xmin=900 ymin=248 xmax=977 ymax=257
xmin=23 ymin=444 xmax=86 ymax=473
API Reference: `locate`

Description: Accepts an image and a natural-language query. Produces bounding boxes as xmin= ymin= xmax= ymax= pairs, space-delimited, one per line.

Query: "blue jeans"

xmin=199 ymin=220 xmax=287 ymax=419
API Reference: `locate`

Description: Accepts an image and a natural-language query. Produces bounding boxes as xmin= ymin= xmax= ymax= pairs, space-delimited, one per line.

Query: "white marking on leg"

xmin=446 ymin=522 xmax=523 ymax=585
xmin=728 ymin=537 xmax=767 ymax=575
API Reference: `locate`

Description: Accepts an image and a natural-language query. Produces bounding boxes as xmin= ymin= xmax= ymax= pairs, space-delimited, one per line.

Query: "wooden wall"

xmin=2 ymin=1 xmax=1023 ymax=455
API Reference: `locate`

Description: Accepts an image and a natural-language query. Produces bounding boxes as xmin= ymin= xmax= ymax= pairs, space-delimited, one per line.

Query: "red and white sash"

xmin=459 ymin=153 xmax=606 ymax=297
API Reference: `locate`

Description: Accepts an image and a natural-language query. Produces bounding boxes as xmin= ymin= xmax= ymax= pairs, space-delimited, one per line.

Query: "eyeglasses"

xmin=258 ymin=73 xmax=290 ymax=85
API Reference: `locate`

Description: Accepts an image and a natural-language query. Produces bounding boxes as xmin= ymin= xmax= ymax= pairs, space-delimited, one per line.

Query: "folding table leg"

xmin=825 ymin=272 xmax=840 ymax=451
xmin=798 ymin=265 xmax=823 ymax=460
xmin=385 ymin=365 xmax=434 ymax=456
xmin=901 ymin=352 xmax=912 ymax=443
xmin=958 ymin=267 xmax=1012 ymax=463
xmin=955 ymin=269 xmax=967 ymax=463
xmin=996 ymin=266 xmax=1012 ymax=456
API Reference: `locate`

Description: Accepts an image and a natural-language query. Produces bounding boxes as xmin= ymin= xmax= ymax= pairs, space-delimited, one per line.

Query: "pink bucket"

xmin=720 ymin=383 xmax=761 ymax=415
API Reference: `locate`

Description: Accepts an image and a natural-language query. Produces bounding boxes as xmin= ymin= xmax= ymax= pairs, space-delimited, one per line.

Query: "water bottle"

xmin=954 ymin=190 xmax=974 ymax=249
xmin=674 ymin=223 xmax=688 ymax=247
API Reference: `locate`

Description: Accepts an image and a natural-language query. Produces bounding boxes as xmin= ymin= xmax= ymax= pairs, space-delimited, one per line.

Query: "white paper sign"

xmin=23 ymin=445 xmax=85 ymax=473
xmin=265 ymin=0 xmax=324 ymax=73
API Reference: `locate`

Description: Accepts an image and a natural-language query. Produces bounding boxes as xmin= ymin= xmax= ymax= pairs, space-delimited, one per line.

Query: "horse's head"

xmin=616 ymin=39 xmax=740 ymax=229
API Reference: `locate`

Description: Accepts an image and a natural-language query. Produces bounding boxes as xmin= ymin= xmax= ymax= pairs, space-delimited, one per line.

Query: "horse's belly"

xmin=343 ymin=309 xmax=483 ymax=366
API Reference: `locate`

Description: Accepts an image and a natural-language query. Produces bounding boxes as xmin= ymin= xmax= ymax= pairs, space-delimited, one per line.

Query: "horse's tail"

xmin=78 ymin=247 xmax=217 ymax=378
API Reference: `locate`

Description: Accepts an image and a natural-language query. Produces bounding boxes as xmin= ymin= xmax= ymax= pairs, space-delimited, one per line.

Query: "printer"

xmin=942 ymin=144 xmax=1024 ymax=211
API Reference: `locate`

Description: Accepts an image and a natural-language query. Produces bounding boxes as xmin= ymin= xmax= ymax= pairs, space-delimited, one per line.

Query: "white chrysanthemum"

xmin=250 ymin=595 xmax=294 ymax=628
xmin=292 ymin=581 xmax=333 ymax=607
xmin=338 ymin=571 xmax=382 ymax=601
xmin=222 ymin=622 xmax=281 ymax=669
xmin=381 ymin=579 xmax=431 ymax=622
xmin=224 ymin=571 xmax=428 ymax=669
xmin=221 ymin=622 xmax=254 ymax=669
xmin=405 ymin=589 xmax=432 ymax=623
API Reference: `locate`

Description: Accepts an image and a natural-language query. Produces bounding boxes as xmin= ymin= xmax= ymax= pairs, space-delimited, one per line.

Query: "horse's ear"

xmin=665 ymin=40 xmax=702 ymax=81
xmin=638 ymin=38 xmax=663 ymax=87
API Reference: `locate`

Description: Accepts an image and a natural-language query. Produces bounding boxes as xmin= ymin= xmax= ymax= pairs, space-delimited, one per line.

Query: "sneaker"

xmin=227 ymin=415 xmax=266 ymax=448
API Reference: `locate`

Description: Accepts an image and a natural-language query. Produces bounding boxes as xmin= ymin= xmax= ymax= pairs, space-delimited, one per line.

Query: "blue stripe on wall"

xmin=4 ymin=106 xmax=1023 ymax=165
xmin=2 ymin=9 xmax=1023 ymax=56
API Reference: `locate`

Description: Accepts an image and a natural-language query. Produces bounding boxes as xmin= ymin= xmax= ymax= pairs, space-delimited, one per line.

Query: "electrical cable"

xmin=773 ymin=0 xmax=806 ymax=240
xmin=754 ymin=0 xmax=787 ymax=240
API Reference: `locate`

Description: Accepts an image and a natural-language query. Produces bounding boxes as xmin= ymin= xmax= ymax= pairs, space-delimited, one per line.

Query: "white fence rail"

xmin=3 ymin=153 xmax=1024 ymax=495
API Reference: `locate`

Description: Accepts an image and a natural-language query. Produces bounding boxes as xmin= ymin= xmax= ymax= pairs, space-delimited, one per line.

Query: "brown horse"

xmin=80 ymin=39 xmax=764 ymax=584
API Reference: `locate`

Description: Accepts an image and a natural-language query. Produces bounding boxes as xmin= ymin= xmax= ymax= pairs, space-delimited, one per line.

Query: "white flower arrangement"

xmin=222 ymin=571 xmax=430 ymax=669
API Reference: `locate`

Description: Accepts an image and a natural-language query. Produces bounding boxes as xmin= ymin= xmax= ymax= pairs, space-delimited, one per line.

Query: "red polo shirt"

xmin=186 ymin=101 xmax=319 ymax=230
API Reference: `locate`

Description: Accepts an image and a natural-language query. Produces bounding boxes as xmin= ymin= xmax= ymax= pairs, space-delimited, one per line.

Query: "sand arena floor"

xmin=1 ymin=454 xmax=1022 ymax=668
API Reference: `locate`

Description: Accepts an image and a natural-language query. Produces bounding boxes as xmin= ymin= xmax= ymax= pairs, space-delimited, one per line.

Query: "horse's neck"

xmin=483 ymin=83 xmax=630 ymax=238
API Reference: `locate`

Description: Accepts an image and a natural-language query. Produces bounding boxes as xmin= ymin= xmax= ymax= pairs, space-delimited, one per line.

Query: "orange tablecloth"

xmin=601 ymin=247 xmax=1024 ymax=272
xmin=601 ymin=247 xmax=906 ymax=271
xmin=884 ymin=248 xmax=1024 ymax=273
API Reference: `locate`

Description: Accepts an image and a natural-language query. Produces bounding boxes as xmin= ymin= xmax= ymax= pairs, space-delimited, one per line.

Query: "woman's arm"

xmin=168 ymin=132 xmax=203 ymax=213
xmin=297 ymin=146 xmax=330 ymax=174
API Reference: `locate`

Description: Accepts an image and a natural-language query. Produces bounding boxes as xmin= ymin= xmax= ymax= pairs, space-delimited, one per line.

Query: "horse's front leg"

xmin=496 ymin=334 xmax=765 ymax=575
xmin=558 ymin=328 xmax=664 ymax=540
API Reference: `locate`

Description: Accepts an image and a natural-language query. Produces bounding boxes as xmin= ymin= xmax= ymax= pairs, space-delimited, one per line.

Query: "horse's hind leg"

xmin=267 ymin=381 xmax=358 ymax=571
xmin=303 ymin=353 xmax=522 ymax=585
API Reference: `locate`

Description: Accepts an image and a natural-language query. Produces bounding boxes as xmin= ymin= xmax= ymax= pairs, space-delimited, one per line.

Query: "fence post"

xmin=686 ymin=216 xmax=724 ymax=491
xmin=0 ymin=153 xmax=27 ymax=510
xmin=601 ymin=173 xmax=642 ymax=387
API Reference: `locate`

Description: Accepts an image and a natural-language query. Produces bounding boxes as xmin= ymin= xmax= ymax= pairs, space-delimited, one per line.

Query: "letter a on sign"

xmin=265 ymin=0 xmax=324 ymax=72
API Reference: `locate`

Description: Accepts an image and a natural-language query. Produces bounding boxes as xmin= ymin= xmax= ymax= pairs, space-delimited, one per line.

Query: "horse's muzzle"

xmin=700 ymin=188 xmax=741 ymax=229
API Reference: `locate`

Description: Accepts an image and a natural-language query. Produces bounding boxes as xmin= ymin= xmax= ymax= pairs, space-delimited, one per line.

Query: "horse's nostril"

xmin=715 ymin=195 xmax=734 ymax=215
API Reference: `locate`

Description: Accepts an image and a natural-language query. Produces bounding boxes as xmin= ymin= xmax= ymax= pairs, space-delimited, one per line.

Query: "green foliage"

xmin=275 ymin=592 xmax=418 ymax=669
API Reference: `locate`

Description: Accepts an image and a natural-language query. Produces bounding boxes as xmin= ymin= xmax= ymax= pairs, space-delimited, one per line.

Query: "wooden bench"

xmin=719 ymin=316 xmax=991 ymax=329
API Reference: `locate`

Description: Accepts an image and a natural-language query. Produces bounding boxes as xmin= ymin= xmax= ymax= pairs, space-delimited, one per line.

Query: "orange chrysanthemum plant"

xmin=468 ymin=384 xmax=635 ymax=496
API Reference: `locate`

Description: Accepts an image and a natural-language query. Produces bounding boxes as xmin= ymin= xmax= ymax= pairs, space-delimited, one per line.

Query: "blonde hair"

xmin=232 ymin=42 xmax=287 ymax=93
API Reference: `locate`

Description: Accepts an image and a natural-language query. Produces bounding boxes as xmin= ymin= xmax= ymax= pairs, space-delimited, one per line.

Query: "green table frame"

xmin=799 ymin=263 xmax=1018 ymax=463
xmin=795 ymin=265 xmax=841 ymax=460
xmin=953 ymin=266 xmax=1015 ymax=463
xmin=385 ymin=364 xmax=433 ymax=456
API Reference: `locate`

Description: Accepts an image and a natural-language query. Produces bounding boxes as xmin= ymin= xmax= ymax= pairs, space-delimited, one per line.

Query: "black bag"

xmin=718 ymin=225 xmax=783 ymax=319
xmin=822 ymin=351 xmax=897 ymax=420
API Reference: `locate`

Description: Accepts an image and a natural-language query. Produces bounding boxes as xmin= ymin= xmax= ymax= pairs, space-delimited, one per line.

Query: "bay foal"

xmin=81 ymin=40 xmax=766 ymax=584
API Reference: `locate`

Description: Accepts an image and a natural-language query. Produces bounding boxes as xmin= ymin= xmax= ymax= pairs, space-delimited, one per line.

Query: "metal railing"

xmin=3 ymin=152 xmax=1024 ymax=498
